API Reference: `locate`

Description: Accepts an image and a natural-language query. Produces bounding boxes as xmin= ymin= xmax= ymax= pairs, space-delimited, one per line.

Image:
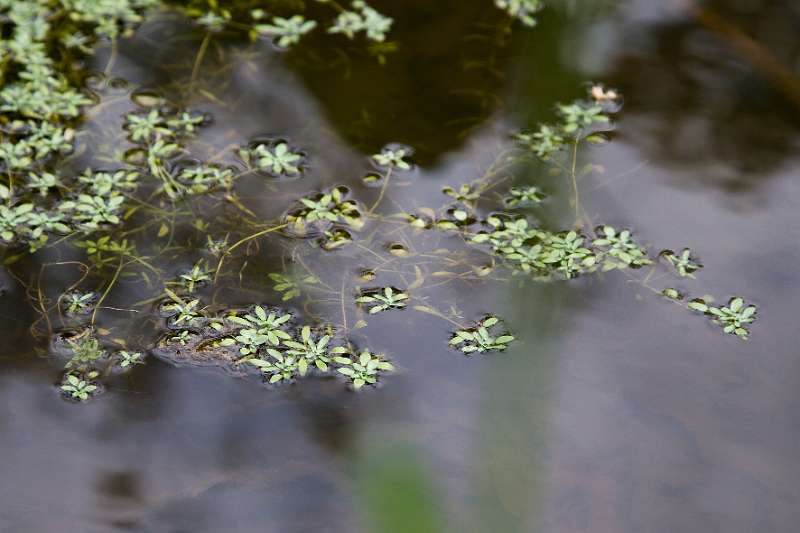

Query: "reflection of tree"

xmin=283 ymin=0 xmax=516 ymax=165
xmin=610 ymin=0 xmax=800 ymax=191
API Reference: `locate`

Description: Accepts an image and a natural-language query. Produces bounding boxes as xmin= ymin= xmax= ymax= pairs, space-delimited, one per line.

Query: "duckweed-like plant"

xmin=0 ymin=2 xmax=759 ymax=405
xmin=124 ymin=107 xmax=209 ymax=198
xmin=356 ymin=287 xmax=409 ymax=314
xmin=174 ymin=261 xmax=212 ymax=293
xmin=62 ymin=291 xmax=96 ymax=316
xmin=160 ymin=289 xmax=203 ymax=327
xmin=65 ymin=336 xmax=107 ymax=369
xmin=269 ymin=272 xmax=319 ymax=301
xmin=282 ymin=326 xmax=343 ymax=374
xmin=662 ymin=248 xmax=703 ymax=278
xmin=494 ymin=0 xmax=545 ymax=26
xmin=449 ymin=316 xmax=515 ymax=354
xmin=688 ymin=297 xmax=757 ymax=339
xmin=443 ymin=184 xmax=481 ymax=209
xmin=255 ymin=16 xmax=317 ymax=48
xmin=176 ymin=165 xmax=234 ymax=194
xmin=248 ymin=350 xmax=303 ymax=383
xmin=286 ymin=186 xmax=365 ymax=235
xmin=61 ymin=372 xmax=100 ymax=402
xmin=327 ymin=1 xmax=394 ymax=42
xmin=240 ymin=142 xmax=305 ymax=177
xmin=116 ymin=350 xmax=145 ymax=369
xmin=335 ymin=350 xmax=394 ymax=390
xmin=227 ymin=306 xmax=293 ymax=348
xmin=372 ymin=147 xmax=412 ymax=170
xmin=592 ymin=226 xmax=652 ymax=270
xmin=504 ymin=185 xmax=545 ymax=207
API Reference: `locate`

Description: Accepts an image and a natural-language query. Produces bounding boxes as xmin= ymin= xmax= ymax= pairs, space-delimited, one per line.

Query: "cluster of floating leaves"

xmin=469 ymin=220 xmax=652 ymax=280
xmin=0 ymin=1 xmax=142 ymax=251
xmin=0 ymin=2 xmax=760 ymax=405
xmin=451 ymin=86 xmax=756 ymax=341
xmin=450 ymin=316 xmax=514 ymax=354
xmin=248 ymin=0 xmax=393 ymax=50
xmin=41 ymin=81 xmax=761 ymax=403
xmin=239 ymin=141 xmax=305 ymax=178
xmin=356 ymin=287 xmax=409 ymax=314
xmin=285 ymin=185 xmax=366 ymax=249
xmin=54 ymin=331 xmax=144 ymax=402
xmin=494 ymin=0 xmax=545 ymax=27
xmin=688 ymin=297 xmax=757 ymax=339
xmin=0 ymin=0 xmax=396 ymax=254
xmin=155 ymin=296 xmax=395 ymax=391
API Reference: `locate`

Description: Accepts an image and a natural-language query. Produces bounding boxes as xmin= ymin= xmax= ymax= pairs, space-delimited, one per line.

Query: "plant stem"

xmin=103 ymin=39 xmax=118 ymax=76
xmin=368 ymin=167 xmax=393 ymax=214
xmin=570 ymin=137 xmax=580 ymax=225
xmin=214 ymin=223 xmax=288 ymax=283
xmin=340 ymin=275 xmax=349 ymax=331
xmin=190 ymin=32 xmax=212 ymax=90
xmin=92 ymin=257 xmax=125 ymax=326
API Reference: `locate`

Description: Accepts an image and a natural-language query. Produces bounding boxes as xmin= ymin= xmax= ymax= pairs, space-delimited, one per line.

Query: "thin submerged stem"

xmin=368 ymin=167 xmax=393 ymax=214
xmin=103 ymin=39 xmax=118 ymax=76
xmin=214 ymin=223 xmax=288 ymax=283
xmin=340 ymin=275 xmax=349 ymax=332
xmin=190 ymin=32 xmax=212 ymax=91
xmin=92 ymin=257 xmax=125 ymax=326
xmin=569 ymin=136 xmax=581 ymax=225
xmin=410 ymin=298 xmax=466 ymax=329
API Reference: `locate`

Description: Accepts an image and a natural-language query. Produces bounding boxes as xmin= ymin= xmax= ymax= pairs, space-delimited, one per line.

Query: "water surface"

xmin=1 ymin=1 xmax=799 ymax=532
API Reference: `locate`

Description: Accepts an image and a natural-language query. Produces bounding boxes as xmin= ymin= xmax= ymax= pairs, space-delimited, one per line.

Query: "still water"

xmin=1 ymin=1 xmax=799 ymax=532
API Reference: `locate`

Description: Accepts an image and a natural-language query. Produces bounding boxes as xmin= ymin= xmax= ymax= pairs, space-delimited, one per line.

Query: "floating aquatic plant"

xmin=177 ymin=261 xmax=212 ymax=293
xmin=65 ymin=335 xmax=106 ymax=369
xmin=124 ymin=107 xmax=209 ymax=198
xmin=662 ymin=288 xmax=683 ymax=301
xmin=59 ymin=194 xmax=125 ymax=231
xmin=227 ymin=306 xmax=293 ymax=348
xmin=248 ymin=350 xmax=302 ymax=384
xmin=494 ymin=0 xmax=545 ymax=27
xmin=256 ymin=16 xmax=317 ymax=48
xmin=286 ymin=186 xmax=365 ymax=236
xmin=282 ymin=326 xmax=343 ymax=374
xmin=327 ymin=1 xmax=394 ymax=42
xmin=356 ymin=287 xmax=409 ymax=314
xmin=269 ymin=272 xmax=319 ymax=301
xmin=76 ymin=236 xmax=135 ymax=268
xmin=372 ymin=147 xmax=412 ymax=170
xmin=449 ymin=316 xmax=515 ymax=354
xmin=79 ymin=169 xmax=139 ymax=197
xmin=0 ymin=2 xmax=760 ymax=405
xmin=62 ymin=291 xmax=97 ymax=316
xmin=240 ymin=141 xmax=305 ymax=177
xmin=334 ymin=350 xmax=394 ymax=390
xmin=116 ymin=350 xmax=145 ymax=369
xmin=504 ymin=185 xmax=546 ymax=207
xmin=688 ymin=297 xmax=757 ymax=339
xmin=170 ymin=330 xmax=192 ymax=346
xmin=662 ymin=248 xmax=703 ymax=278
xmin=470 ymin=219 xmax=599 ymax=279
xmin=160 ymin=289 xmax=203 ymax=327
xmin=443 ymin=184 xmax=481 ymax=210
xmin=592 ymin=226 xmax=651 ymax=270
xmin=194 ymin=10 xmax=229 ymax=33
xmin=60 ymin=371 xmax=100 ymax=402
xmin=176 ymin=164 xmax=234 ymax=194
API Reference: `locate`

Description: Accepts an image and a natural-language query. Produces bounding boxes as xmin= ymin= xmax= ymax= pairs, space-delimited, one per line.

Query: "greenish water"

xmin=1 ymin=1 xmax=799 ymax=532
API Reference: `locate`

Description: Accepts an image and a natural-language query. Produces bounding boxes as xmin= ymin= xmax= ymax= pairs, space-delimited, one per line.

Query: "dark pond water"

xmin=1 ymin=1 xmax=799 ymax=532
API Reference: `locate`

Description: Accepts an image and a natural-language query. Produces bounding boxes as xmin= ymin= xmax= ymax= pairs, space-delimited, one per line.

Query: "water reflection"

xmin=608 ymin=0 xmax=800 ymax=191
